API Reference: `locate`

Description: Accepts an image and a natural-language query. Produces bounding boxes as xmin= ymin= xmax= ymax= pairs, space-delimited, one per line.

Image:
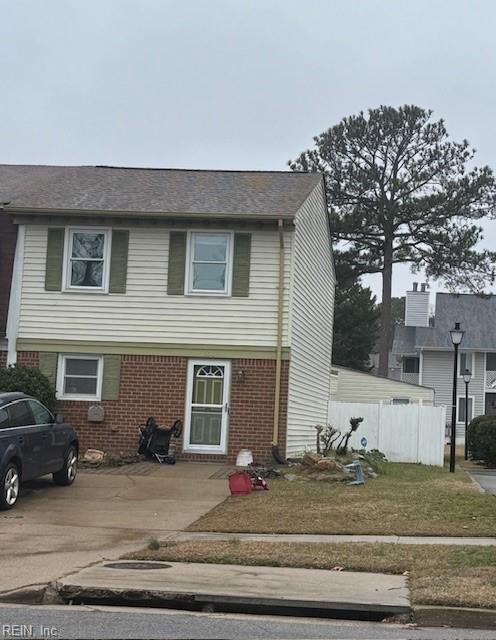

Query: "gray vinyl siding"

xmin=421 ymin=350 xmax=485 ymax=440
xmin=286 ymin=184 xmax=334 ymax=455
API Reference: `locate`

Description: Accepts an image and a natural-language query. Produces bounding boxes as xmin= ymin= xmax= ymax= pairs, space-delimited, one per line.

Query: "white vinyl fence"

xmin=327 ymin=401 xmax=446 ymax=466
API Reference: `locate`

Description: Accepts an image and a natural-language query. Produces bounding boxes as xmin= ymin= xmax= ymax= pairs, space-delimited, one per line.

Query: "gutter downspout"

xmin=272 ymin=219 xmax=285 ymax=454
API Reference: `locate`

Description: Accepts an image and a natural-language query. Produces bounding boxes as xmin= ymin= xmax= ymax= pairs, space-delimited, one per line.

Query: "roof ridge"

xmin=0 ymin=163 xmax=317 ymax=176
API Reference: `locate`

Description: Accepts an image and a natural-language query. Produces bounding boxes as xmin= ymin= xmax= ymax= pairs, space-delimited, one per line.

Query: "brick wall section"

xmin=0 ymin=351 xmax=7 ymax=368
xmin=16 ymin=352 xmax=288 ymax=464
xmin=0 ymin=214 xmax=17 ymax=337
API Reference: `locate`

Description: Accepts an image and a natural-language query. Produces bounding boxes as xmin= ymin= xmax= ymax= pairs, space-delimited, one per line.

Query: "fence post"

xmin=416 ymin=404 xmax=421 ymax=464
xmin=377 ymin=402 xmax=382 ymax=452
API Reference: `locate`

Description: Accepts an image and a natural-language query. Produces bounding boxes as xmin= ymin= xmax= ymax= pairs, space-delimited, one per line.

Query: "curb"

xmin=413 ymin=605 xmax=496 ymax=630
xmin=0 ymin=584 xmax=47 ymax=605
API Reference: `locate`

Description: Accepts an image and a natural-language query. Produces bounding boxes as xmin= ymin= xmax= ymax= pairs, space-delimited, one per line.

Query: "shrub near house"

xmin=0 ymin=366 xmax=56 ymax=411
xmin=467 ymin=415 xmax=496 ymax=465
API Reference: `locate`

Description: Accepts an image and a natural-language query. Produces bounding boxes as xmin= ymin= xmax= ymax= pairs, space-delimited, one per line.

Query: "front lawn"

xmin=128 ymin=539 xmax=496 ymax=609
xmin=189 ymin=462 xmax=496 ymax=536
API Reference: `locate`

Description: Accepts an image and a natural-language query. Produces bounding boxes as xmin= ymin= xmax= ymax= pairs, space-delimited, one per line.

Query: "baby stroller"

xmin=138 ymin=417 xmax=183 ymax=465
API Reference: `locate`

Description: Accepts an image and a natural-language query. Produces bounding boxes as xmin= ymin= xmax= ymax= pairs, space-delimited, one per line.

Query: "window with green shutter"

xmin=168 ymin=231 xmax=252 ymax=297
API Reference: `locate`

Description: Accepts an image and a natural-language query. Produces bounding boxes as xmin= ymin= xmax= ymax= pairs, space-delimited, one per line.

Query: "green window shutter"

xmin=167 ymin=231 xmax=187 ymax=295
xmin=101 ymin=355 xmax=121 ymax=401
xmin=232 ymin=233 xmax=251 ymax=297
xmin=45 ymin=228 xmax=65 ymax=291
xmin=39 ymin=352 xmax=58 ymax=386
xmin=109 ymin=230 xmax=129 ymax=294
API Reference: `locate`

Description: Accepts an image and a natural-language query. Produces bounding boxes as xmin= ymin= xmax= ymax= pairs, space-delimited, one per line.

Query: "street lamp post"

xmin=449 ymin=323 xmax=465 ymax=473
xmin=463 ymin=368 xmax=472 ymax=461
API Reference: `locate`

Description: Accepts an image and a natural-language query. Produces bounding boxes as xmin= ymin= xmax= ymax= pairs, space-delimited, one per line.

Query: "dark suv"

xmin=0 ymin=392 xmax=79 ymax=510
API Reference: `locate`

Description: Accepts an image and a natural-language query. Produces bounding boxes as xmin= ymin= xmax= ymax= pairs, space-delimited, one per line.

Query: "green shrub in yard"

xmin=467 ymin=415 xmax=496 ymax=465
xmin=0 ymin=365 xmax=56 ymax=411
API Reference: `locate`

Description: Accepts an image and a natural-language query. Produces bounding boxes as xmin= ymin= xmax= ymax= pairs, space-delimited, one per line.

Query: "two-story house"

xmin=1 ymin=165 xmax=335 ymax=463
xmin=392 ymin=285 xmax=496 ymax=442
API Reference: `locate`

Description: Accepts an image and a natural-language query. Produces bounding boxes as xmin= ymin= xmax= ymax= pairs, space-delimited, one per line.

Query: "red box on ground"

xmin=228 ymin=471 xmax=252 ymax=495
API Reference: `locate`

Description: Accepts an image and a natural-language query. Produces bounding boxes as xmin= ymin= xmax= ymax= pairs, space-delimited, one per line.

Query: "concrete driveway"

xmin=0 ymin=462 xmax=229 ymax=594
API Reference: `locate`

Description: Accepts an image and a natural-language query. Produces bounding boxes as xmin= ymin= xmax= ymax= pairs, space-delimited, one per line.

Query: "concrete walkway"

xmin=57 ymin=560 xmax=410 ymax=617
xmin=172 ymin=531 xmax=496 ymax=546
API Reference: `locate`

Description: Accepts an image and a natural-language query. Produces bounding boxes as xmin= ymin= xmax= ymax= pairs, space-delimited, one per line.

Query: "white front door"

xmin=184 ymin=360 xmax=230 ymax=454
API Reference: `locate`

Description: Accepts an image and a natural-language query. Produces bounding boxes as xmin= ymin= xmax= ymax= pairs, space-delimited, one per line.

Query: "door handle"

xmin=18 ymin=436 xmax=25 ymax=446
xmin=224 ymin=403 xmax=229 ymax=414
xmin=41 ymin=433 xmax=48 ymax=439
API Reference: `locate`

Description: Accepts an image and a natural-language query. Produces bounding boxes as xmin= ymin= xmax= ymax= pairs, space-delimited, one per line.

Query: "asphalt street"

xmin=0 ymin=604 xmax=494 ymax=640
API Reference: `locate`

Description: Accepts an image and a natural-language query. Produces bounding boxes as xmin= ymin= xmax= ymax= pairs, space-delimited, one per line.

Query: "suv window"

xmin=0 ymin=408 xmax=8 ymax=429
xmin=7 ymin=401 xmax=35 ymax=427
xmin=28 ymin=400 xmax=54 ymax=425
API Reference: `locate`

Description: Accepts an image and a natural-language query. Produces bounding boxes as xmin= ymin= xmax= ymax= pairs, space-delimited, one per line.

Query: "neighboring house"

xmin=0 ymin=211 xmax=17 ymax=360
xmin=330 ymin=364 xmax=434 ymax=406
xmin=1 ymin=165 xmax=334 ymax=463
xmin=392 ymin=285 xmax=496 ymax=442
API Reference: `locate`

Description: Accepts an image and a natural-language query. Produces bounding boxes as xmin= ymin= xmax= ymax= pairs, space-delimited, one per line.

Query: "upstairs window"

xmin=403 ymin=357 xmax=420 ymax=374
xmin=65 ymin=229 xmax=110 ymax=291
xmin=187 ymin=232 xmax=232 ymax=295
xmin=487 ymin=354 xmax=496 ymax=371
xmin=458 ymin=352 xmax=474 ymax=377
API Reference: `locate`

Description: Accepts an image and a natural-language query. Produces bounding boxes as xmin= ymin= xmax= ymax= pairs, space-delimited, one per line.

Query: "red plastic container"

xmin=228 ymin=471 xmax=252 ymax=495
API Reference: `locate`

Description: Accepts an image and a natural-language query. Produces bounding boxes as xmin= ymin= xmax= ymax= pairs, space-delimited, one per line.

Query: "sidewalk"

xmin=56 ymin=560 xmax=410 ymax=619
xmin=468 ymin=468 xmax=496 ymax=495
xmin=171 ymin=531 xmax=496 ymax=546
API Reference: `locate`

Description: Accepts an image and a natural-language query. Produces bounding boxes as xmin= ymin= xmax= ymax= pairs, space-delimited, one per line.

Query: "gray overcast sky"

xmin=2 ymin=0 xmax=496 ymax=304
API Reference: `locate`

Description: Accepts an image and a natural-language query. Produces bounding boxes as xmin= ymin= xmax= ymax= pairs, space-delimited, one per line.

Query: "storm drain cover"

xmin=104 ymin=562 xmax=171 ymax=570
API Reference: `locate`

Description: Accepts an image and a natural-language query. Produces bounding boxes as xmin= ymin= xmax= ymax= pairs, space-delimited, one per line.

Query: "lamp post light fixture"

xmin=463 ymin=368 xmax=472 ymax=461
xmin=449 ymin=322 xmax=465 ymax=473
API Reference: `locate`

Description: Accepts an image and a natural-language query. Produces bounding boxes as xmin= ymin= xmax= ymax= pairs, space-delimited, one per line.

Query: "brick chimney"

xmin=405 ymin=282 xmax=429 ymax=327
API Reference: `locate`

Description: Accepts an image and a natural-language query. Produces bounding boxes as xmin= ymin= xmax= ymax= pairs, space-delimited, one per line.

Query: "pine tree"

xmin=290 ymin=105 xmax=496 ymax=375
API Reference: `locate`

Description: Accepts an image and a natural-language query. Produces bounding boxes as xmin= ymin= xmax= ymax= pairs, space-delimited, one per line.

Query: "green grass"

xmin=188 ymin=462 xmax=496 ymax=536
xmin=127 ymin=539 xmax=496 ymax=609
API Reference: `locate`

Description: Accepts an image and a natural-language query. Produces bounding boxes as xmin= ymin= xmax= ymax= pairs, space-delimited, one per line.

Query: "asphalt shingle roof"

xmin=392 ymin=293 xmax=496 ymax=352
xmin=0 ymin=165 xmax=322 ymax=218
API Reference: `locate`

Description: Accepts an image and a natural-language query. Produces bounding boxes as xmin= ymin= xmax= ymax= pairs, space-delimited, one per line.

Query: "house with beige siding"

xmin=392 ymin=286 xmax=496 ymax=442
xmin=330 ymin=365 xmax=434 ymax=406
xmin=1 ymin=165 xmax=334 ymax=462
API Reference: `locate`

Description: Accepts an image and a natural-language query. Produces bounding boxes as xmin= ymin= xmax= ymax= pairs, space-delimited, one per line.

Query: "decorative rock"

xmin=302 ymin=452 xmax=322 ymax=466
xmin=284 ymin=474 xmax=298 ymax=482
xmin=83 ymin=449 xmax=105 ymax=463
xmin=316 ymin=458 xmax=337 ymax=470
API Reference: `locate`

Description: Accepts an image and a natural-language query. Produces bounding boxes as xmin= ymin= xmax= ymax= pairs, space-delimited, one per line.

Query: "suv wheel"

xmin=53 ymin=446 xmax=78 ymax=486
xmin=0 ymin=462 xmax=20 ymax=510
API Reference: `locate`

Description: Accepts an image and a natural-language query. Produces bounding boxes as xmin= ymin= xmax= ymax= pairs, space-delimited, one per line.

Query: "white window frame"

xmin=63 ymin=227 xmax=111 ymax=293
xmin=183 ymin=359 xmax=231 ymax=454
xmin=56 ymin=354 xmax=103 ymax=401
xmin=458 ymin=352 xmax=475 ymax=378
xmin=402 ymin=357 xmax=420 ymax=374
xmin=457 ymin=395 xmax=475 ymax=424
xmin=184 ymin=231 xmax=233 ymax=296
